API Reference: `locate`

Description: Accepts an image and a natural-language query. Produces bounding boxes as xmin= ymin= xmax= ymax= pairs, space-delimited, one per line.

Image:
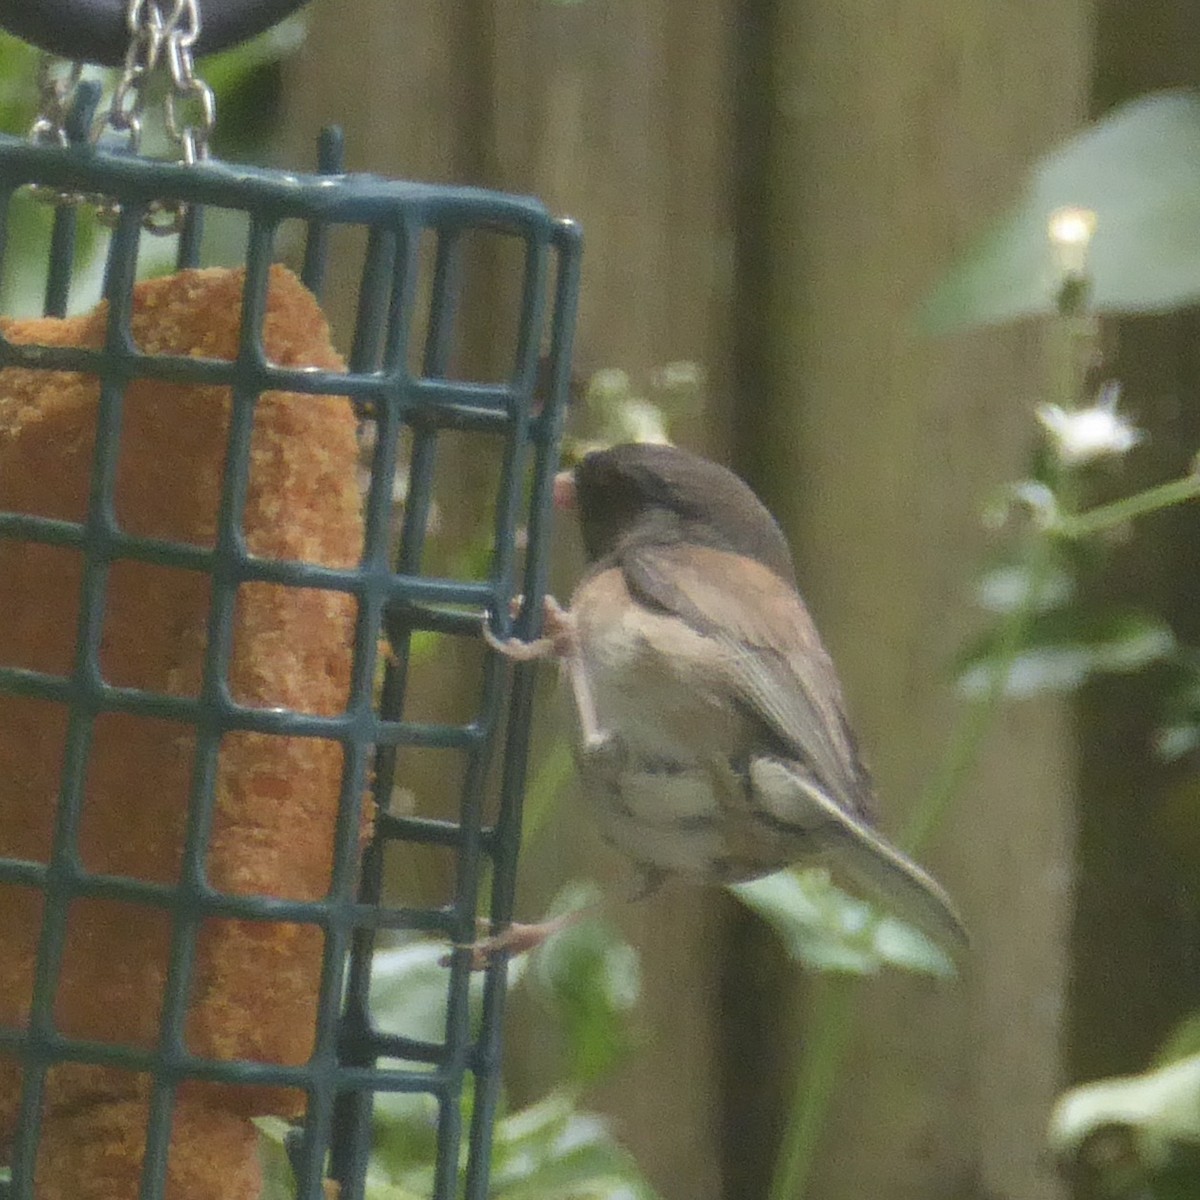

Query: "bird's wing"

xmin=620 ymin=541 xmax=874 ymax=820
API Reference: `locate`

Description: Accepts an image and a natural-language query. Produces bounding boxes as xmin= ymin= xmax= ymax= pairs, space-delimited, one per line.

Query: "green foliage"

xmin=848 ymin=81 xmax=1200 ymax=1200
xmin=527 ymin=882 xmax=641 ymax=1085
xmin=1156 ymin=675 xmax=1200 ymax=763
xmin=565 ymin=363 xmax=704 ymax=459
xmin=955 ymin=605 xmax=1175 ymax=698
xmin=254 ymin=914 xmax=656 ymax=1200
xmin=0 ymin=32 xmax=43 ymax=132
xmin=974 ymin=561 xmax=1076 ymax=614
xmin=0 ymin=34 xmax=97 ymax=315
xmin=1049 ymin=1046 xmax=1200 ymax=1200
xmin=924 ymin=91 xmax=1200 ymax=331
xmin=487 ymin=1092 xmax=661 ymax=1200
xmin=253 ymin=1119 xmax=304 ymax=1200
xmin=925 ymin=82 xmax=1200 ymax=1200
xmin=730 ymin=869 xmax=955 ymax=979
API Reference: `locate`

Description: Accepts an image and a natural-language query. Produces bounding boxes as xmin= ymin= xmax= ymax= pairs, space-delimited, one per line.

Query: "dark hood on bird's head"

xmin=572 ymin=442 xmax=797 ymax=583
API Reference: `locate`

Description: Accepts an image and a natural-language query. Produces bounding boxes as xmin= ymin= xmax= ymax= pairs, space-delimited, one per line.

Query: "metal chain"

xmin=28 ymin=54 xmax=84 ymax=150
xmin=162 ymin=0 xmax=215 ymax=165
xmin=26 ymin=54 xmax=85 ymax=205
xmin=26 ymin=0 xmax=215 ymax=234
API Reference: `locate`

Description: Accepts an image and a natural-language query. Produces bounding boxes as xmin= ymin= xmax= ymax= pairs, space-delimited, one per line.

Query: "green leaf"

xmin=368 ymin=940 xmax=525 ymax=1051
xmin=956 ymin=609 xmax=1174 ymax=698
xmin=730 ymin=869 xmax=955 ymax=978
xmin=0 ymin=32 xmax=43 ymax=133
xmin=925 ymin=90 xmax=1200 ymax=331
xmin=370 ymin=1087 xmax=441 ymax=1187
xmin=260 ymin=936 xmax=657 ymax=1198
xmin=366 ymin=939 xmax=526 ymax=1172
xmin=363 ymin=1176 xmax=430 ymax=1200
xmin=0 ymin=191 xmax=107 ymax=318
xmin=1049 ymin=1053 xmax=1200 ymax=1170
xmin=491 ymin=1091 xmax=663 ymax=1199
xmin=366 ymin=939 xmax=524 ymax=1171
xmin=1154 ymin=672 xmax=1200 ymax=762
xmin=974 ymin=563 xmax=1075 ymax=615
xmin=253 ymin=1117 xmax=298 ymax=1200
xmin=368 ymin=1082 xmax=662 ymax=1199
xmin=530 ymin=882 xmax=642 ymax=1085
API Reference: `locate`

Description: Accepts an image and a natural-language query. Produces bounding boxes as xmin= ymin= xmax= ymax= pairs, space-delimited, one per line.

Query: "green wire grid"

xmin=0 ymin=121 xmax=580 ymax=1200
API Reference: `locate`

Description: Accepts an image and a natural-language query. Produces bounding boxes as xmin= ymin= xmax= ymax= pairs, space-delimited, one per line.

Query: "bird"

xmin=470 ymin=440 xmax=966 ymax=963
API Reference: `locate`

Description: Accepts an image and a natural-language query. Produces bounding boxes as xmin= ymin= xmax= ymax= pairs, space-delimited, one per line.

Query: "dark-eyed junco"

xmin=477 ymin=441 xmax=966 ymax=960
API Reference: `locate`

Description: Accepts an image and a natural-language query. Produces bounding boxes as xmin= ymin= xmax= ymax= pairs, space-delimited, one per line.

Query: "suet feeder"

xmin=0 ymin=2 xmax=581 ymax=1197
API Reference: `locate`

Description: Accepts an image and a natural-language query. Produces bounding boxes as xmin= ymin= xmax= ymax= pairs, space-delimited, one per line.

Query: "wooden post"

xmin=741 ymin=1 xmax=1092 ymax=1197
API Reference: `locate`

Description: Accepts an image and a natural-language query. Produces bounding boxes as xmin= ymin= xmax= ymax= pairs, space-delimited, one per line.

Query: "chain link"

xmin=28 ymin=54 xmax=83 ymax=149
xmin=96 ymin=0 xmax=162 ymax=154
xmin=162 ymin=0 xmax=215 ymax=166
xmin=26 ymin=55 xmax=86 ymax=205
xmin=25 ymin=0 xmax=215 ymax=234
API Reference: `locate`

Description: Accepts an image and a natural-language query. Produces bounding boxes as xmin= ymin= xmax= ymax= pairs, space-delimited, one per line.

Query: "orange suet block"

xmin=0 ymin=265 xmax=364 ymax=1198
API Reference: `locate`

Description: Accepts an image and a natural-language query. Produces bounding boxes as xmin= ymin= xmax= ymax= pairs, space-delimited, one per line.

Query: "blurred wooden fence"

xmin=282 ymin=1 xmax=1200 ymax=1197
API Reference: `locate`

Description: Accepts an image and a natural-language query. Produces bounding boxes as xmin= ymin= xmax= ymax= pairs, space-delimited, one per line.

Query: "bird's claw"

xmin=482 ymin=595 xmax=576 ymax=661
xmin=439 ymin=914 xmax=582 ymax=971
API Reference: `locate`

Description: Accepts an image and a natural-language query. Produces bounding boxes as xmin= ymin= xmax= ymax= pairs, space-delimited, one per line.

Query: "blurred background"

xmin=7 ymin=0 xmax=1200 ymax=1197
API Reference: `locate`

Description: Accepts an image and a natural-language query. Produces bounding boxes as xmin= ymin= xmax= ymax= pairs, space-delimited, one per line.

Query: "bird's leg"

xmin=564 ymin=648 xmax=606 ymax=752
xmin=440 ymin=905 xmax=598 ymax=971
xmin=483 ymin=596 xmax=607 ymax=749
xmin=444 ymin=867 xmax=668 ymax=972
xmin=453 ymin=598 xmax=621 ymax=970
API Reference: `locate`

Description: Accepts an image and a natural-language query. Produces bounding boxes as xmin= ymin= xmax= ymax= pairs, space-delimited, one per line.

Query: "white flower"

xmin=1036 ymin=382 xmax=1142 ymax=466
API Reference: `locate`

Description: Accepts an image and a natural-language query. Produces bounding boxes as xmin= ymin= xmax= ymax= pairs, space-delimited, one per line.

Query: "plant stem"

xmin=767 ymin=975 xmax=859 ymax=1200
xmin=905 ymin=296 xmax=1094 ymax=854
xmin=901 ymin=532 xmax=1050 ymax=854
xmin=1055 ymin=472 xmax=1200 ymax=539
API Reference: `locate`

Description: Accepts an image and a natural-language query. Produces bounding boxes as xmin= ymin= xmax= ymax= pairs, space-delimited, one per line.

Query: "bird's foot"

xmin=440 ymin=909 xmax=588 ymax=971
xmin=482 ymin=595 xmax=576 ymax=661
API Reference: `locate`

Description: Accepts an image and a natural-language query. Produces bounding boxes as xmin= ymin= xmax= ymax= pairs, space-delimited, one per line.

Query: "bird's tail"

xmin=829 ymin=823 xmax=968 ymax=955
xmin=750 ymin=757 xmax=968 ymax=954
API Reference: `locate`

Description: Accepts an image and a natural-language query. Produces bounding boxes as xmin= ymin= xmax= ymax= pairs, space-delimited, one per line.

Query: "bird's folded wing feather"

xmin=620 ymin=542 xmax=874 ymax=821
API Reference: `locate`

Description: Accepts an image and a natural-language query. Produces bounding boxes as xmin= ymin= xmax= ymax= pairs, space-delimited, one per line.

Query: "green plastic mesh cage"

xmin=0 ymin=12 xmax=581 ymax=1199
